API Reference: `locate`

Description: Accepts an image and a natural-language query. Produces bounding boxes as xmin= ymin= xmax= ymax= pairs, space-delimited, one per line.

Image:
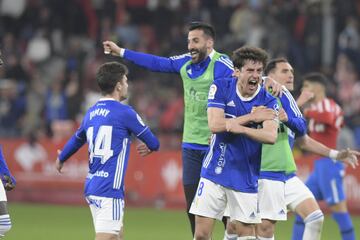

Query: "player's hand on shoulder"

xmin=263 ymin=76 xmax=283 ymax=97
xmin=103 ymin=40 xmax=122 ymax=56
xmin=337 ymin=148 xmax=360 ymax=169
xmin=2 ymin=175 xmax=16 ymax=191
xmin=55 ymin=149 xmax=64 ymax=173
xmin=136 ymin=143 xmax=152 ymax=157
xmin=251 ymin=106 xmax=277 ymax=123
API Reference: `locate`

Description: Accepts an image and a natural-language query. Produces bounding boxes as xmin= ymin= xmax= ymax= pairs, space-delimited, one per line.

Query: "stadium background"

xmin=0 ymin=0 xmax=360 ymax=239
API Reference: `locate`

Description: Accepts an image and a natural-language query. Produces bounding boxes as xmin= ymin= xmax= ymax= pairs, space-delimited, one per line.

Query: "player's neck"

xmin=313 ymin=92 xmax=326 ymax=103
xmin=104 ymin=93 xmax=120 ymax=102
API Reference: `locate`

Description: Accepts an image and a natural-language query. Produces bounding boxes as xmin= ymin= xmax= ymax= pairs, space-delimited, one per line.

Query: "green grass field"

xmin=4 ymin=203 xmax=360 ymax=240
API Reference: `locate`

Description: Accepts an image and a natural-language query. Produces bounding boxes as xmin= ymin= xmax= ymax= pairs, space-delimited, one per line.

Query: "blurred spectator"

xmin=0 ymin=79 xmax=26 ymax=137
xmin=338 ymin=16 xmax=360 ymax=51
xmin=45 ymin=80 xmax=68 ymax=137
xmin=334 ymin=49 xmax=360 ymax=148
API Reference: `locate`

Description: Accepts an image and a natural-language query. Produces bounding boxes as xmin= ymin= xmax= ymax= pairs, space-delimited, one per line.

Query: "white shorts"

xmin=285 ymin=176 xmax=315 ymax=211
xmin=0 ymin=181 xmax=7 ymax=201
xmin=189 ymin=178 xmax=260 ymax=224
xmin=86 ymin=195 xmax=124 ymax=235
xmin=258 ymin=179 xmax=287 ymax=221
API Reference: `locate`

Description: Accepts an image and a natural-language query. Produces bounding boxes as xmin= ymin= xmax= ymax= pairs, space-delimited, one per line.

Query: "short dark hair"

xmin=302 ymin=72 xmax=327 ymax=86
xmin=96 ymin=62 xmax=128 ymax=95
xmin=188 ymin=22 xmax=216 ymax=40
xmin=264 ymin=58 xmax=288 ymax=76
xmin=232 ymin=46 xmax=268 ymax=70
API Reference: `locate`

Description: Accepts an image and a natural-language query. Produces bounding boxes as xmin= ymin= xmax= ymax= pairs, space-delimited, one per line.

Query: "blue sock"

xmin=332 ymin=212 xmax=355 ymax=240
xmin=291 ymin=214 xmax=305 ymax=240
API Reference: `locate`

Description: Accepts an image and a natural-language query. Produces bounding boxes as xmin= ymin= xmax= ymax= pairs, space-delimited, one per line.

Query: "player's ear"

xmin=207 ymin=37 xmax=214 ymax=48
xmin=116 ymin=81 xmax=122 ymax=91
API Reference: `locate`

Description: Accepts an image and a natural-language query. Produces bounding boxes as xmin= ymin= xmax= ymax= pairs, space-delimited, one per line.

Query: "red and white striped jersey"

xmin=304 ymin=98 xmax=343 ymax=149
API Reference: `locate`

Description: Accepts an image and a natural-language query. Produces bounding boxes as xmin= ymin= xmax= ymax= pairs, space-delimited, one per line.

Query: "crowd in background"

xmin=0 ymin=0 xmax=360 ymax=149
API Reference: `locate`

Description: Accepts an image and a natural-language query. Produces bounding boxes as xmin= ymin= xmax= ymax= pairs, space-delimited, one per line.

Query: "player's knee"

xmin=256 ymin=220 xmax=275 ymax=238
xmin=0 ymin=215 xmax=11 ymax=237
xmin=194 ymin=230 xmax=212 ymax=240
xmin=304 ymin=209 xmax=324 ymax=229
xmin=226 ymin=221 xmax=237 ymax=234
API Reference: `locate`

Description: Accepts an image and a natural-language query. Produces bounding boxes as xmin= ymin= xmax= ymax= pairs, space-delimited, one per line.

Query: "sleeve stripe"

xmin=219 ymin=56 xmax=233 ymax=66
xmin=283 ymin=90 xmax=303 ymax=117
xmin=218 ymin=58 xmax=234 ymax=71
xmin=208 ymin=102 xmax=226 ymax=106
xmin=136 ymin=126 xmax=149 ymax=137
xmin=169 ymin=53 xmax=190 ymax=60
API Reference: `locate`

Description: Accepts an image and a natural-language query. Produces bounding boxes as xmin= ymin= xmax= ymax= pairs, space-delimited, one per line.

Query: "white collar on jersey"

xmin=236 ymin=84 xmax=261 ymax=101
xmin=208 ymin=49 xmax=215 ymax=59
xmin=99 ymin=97 xmax=117 ymax=101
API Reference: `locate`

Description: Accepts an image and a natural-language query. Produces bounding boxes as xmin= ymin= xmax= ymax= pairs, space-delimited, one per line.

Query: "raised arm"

xmin=103 ymin=40 xmax=186 ymax=73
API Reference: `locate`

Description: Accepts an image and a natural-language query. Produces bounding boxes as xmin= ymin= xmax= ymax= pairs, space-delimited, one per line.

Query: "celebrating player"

xmin=55 ymin=62 xmax=160 ymax=240
xmin=190 ymin=46 xmax=279 ymax=239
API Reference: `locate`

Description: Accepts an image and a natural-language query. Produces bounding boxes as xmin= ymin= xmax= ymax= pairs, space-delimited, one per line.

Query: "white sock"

xmin=237 ymin=236 xmax=257 ymax=240
xmin=223 ymin=230 xmax=238 ymax=240
xmin=303 ymin=210 xmax=324 ymax=240
xmin=258 ymin=236 xmax=274 ymax=240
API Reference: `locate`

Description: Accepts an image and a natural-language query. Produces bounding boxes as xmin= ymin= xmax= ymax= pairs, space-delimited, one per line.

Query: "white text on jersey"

xmin=90 ymin=108 xmax=110 ymax=120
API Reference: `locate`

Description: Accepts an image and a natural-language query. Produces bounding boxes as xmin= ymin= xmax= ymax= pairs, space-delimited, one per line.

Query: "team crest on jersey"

xmin=136 ymin=114 xmax=145 ymax=126
xmin=251 ymin=105 xmax=265 ymax=113
xmin=208 ymin=84 xmax=217 ymax=100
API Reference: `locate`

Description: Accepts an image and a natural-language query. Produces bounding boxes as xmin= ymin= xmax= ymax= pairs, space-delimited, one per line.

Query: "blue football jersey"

xmin=201 ymin=77 xmax=278 ymax=193
xmin=59 ymin=98 xmax=159 ymax=199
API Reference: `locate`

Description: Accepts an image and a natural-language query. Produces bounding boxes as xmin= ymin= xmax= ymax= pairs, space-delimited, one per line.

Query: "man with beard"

xmin=103 ymin=22 xmax=234 ymax=236
xmin=189 ymin=46 xmax=279 ymax=240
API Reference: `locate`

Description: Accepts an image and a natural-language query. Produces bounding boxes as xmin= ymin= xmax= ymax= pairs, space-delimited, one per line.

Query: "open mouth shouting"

xmin=247 ymin=78 xmax=259 ymax=91
xmin=190 ymin=49 xmax=199 ymax=60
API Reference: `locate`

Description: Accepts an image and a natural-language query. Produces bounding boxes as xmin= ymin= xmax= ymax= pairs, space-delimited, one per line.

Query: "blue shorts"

xmin=305 ymin=157 xmax=345 ymax=205
xmin=182 ymin=147 xmax=207 ymax=186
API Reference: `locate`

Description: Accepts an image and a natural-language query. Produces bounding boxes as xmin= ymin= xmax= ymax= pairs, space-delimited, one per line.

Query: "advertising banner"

xmin=1 ymin=138 xmax=360 ymax=213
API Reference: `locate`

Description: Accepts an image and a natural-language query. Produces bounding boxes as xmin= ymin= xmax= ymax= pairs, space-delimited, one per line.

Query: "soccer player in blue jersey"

xmin=189 ymin=46 xmax=279 ymax=240
xmin=0 ymin=51 xmax=15 ymax=238
xmin=55 ymin=62 xmax=160 ymax=240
